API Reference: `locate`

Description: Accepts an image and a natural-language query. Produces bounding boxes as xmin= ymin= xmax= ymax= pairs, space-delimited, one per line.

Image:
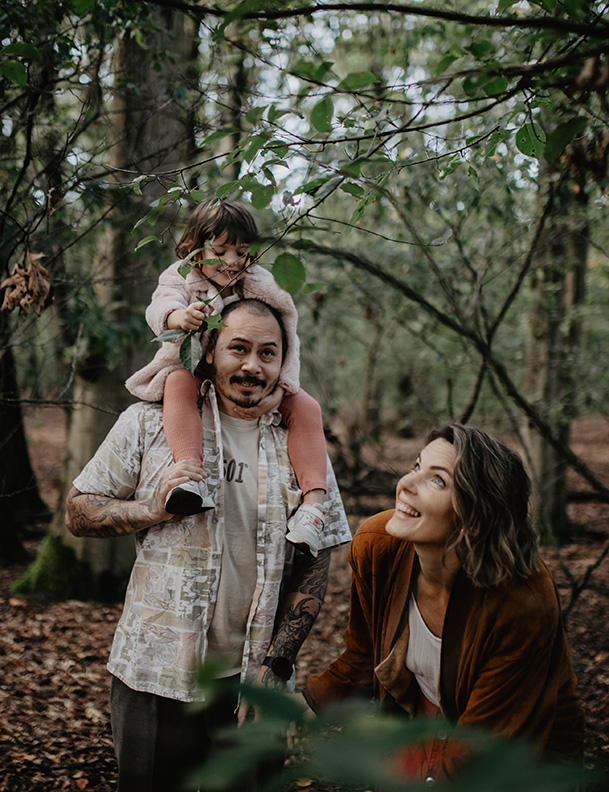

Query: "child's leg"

xmin=163 ymin=369 xmax=212 ymax=515
xmin=279 ymin=389 xmax=327 ymax=496
xmin=281 ymin=389 xmax=328 ymax=557
xmin=163 ymin=369 xmax=203 ymax=463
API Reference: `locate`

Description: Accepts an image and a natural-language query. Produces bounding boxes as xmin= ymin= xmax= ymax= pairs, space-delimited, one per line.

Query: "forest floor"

xmin=1 ymin=407 xmax=608 ymax=791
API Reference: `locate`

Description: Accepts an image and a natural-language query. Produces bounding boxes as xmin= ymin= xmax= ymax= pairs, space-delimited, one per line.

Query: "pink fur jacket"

xmin=125 ymin=261 xmax=301 ymax=402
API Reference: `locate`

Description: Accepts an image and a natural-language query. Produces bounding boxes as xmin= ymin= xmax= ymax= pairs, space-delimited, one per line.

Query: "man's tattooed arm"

xmin=65 ymin=486 xmax=166 ymax=538
xmin=64 ymin=459 xmax=205 ymax=538
xmin=264 ymin=547 xmax=332 ymax=676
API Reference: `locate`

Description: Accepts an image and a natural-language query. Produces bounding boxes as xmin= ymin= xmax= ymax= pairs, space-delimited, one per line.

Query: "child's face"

xmin=197 ymin=231 xmax=251 ymax=292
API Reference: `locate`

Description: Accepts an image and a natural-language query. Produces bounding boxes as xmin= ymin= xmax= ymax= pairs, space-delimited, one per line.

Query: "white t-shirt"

xmin=207 ymin=413 xmax=260 ymax=673
xmin=405 ymin=596 xmax=442 ymax=707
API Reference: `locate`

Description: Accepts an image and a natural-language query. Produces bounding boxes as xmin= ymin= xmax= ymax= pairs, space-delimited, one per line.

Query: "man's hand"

xmin=236 ymin=664 xmax=286 ymax=727
xmin=158 ymin=460 xmax=206 ymax=518
xmin=65 ymin=461 xmax=208 ymax=539
xmin=230 ymin=385 xmax=285 ymax=421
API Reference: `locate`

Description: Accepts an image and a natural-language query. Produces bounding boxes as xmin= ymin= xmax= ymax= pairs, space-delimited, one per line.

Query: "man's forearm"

xmin=65 ymin=486 xmax=163 ymax=538
xmin=267 ymin=547 xmax=332 ymax=665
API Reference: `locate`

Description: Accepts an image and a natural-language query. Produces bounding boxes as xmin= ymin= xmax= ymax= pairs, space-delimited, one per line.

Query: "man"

xmin=65 ymin=299 xmax=351 ymax=792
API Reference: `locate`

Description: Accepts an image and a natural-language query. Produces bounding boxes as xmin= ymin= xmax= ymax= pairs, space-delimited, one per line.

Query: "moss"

xmin=9 ymin=532 xmax=126 ymax=602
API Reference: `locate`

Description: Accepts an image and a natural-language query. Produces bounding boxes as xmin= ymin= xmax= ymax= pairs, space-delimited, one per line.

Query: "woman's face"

xmin=386 ymin=438 xmax=458 ymax=548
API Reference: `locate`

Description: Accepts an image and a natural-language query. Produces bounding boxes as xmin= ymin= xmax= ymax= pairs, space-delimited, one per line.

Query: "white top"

xmin=405 ymin=596 xmax=442 ymax=707
xmin=207 ymin=413 xmax=260 ymax=673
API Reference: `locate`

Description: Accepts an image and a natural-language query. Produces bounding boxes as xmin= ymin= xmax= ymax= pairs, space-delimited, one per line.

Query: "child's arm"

xmin=145 ymin=262 xmax=207 ymax=335
xmin=166 ymin=302 xmax=208 ymax=333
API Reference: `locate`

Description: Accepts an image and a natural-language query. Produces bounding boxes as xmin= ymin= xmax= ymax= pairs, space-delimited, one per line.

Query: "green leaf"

xmin=528 ymin=0 xmax=557 ymax=10
xmin=246 ymin=106 xmax=265 ymax=125
xmin=338 ymin=71 xmax=380 ymax=91
xmin=154 ymin=329 xmax=186 ymax=343
xmin=482 ymin=75 xmax=508 ymax=97
xmin=243 ymin=132 xmax=271 ymax=163
xmin=303 ymin=282 xmax=326 ymax=294
xmin=436 ymin=53 xmax=458 ymax=73
xmin=340 ymin=182 xmax=365 ymax=198
xmin=467 ymin=40 xmax=496 ymax=60
xmin=272 ymin=253 xmax=306 ymax=295
xmin=544 ymin=117 xmax=587 ymax=163
xmin=310 ymin=97 xmax=334 ymax=133
xmin=218 ymin=0 xmax=267 ymax=32
xmin=216 ymin=181 xmax=241 ymax=200
xmin=204 ymin=314 xmax=225 ymax=331
xmin=249 ymin=183 xmax=274 ymax=209
xmin=1 ymin=43 xmax=42 ymax=61
xmin=294 ymin=177 xmax=330 ymax=196
xmin=179 ymin=333 xmax=203 ymax=374
xmin=68 ymin=0 xmax=95 ymax=14
xmin=201 ymin=128 xmax=241 ymax=147
xmin=0 ymin=60 xmax=27 ymax=87
xmin=189 ymin=189 xmax=205 ymax=203
xmin=497 ymin=0 xmax=520 ymax=8
xmin=134 ymin=235 xmax=161 ymax=251
xmin=290 ymin=59 xmax=333 ymax=83
xmin=515 ymin=123 xmax=546 ymax=159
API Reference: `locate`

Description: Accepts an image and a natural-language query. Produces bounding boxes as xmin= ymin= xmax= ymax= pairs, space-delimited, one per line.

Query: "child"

xmin=125 ymin=198 xmax=327 ymax=556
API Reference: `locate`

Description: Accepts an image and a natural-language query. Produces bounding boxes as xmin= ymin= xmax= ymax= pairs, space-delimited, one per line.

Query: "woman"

xmin=304 ymin=424 xmax=585 ymax=783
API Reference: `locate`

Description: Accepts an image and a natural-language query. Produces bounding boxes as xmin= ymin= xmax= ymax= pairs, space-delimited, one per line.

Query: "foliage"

xmin=184 ymin=679 xmax=588 ymax=792
xmin=3 ymin=0 xmax=609 ymax=550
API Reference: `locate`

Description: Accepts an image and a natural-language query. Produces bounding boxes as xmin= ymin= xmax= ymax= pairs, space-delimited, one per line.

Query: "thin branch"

xmin=297 ymin=240 xmax=609 ymax=501
xmin=145 ymin=1 xmax=609 ymax=40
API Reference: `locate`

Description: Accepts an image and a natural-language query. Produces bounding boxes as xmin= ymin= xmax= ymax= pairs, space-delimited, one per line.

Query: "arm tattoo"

xmin=271 ymin=597 xmax=319 ymax=662
xmin=292 ymin=547 xmax=331 ymax=599
xmin=65 ymin=488 xmax=160 ymax=538
xmin=269 ymin=549 xmax=332 ymax=663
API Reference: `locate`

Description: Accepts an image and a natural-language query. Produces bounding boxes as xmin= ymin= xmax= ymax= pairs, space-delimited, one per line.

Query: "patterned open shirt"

xmin=73 ymin=382 xmax=352 ymax=702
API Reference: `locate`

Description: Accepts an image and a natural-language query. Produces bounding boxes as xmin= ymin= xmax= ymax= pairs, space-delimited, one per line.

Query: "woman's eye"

xmin=433 ymin=475 xmax=446 ymax=487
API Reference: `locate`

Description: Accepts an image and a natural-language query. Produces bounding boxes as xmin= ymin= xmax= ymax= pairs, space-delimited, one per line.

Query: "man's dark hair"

xmin=210 ymin=299 xmax=288 ymax=362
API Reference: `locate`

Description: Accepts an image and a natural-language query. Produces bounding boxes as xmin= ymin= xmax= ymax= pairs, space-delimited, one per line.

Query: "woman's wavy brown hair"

xmin=175 ymin=197 xmax=258 ymax=259
xmin=427 ymin=424 xmax=539 ymax=588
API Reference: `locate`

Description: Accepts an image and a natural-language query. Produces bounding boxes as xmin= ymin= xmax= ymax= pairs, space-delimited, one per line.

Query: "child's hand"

xmin=167 ymin=302 xmax=209 ymax=333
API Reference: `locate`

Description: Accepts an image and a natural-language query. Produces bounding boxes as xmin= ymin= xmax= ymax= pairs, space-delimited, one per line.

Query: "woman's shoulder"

xmin=349 ymin=510 xmax=413 ymax=571
xmin=472 ymin=560 xmax=561 ymax=627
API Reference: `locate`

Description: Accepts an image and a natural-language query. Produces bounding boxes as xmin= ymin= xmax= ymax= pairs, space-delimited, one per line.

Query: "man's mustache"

xmin=230 ymin=374 xmax=266 ymax=387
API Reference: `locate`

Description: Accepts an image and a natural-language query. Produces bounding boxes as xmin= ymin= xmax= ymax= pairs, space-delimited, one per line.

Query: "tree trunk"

xmin=523 ymin=147 xmax=589 ymax=541
xmin=0 ymin=315 xmax=51 ymax=564
xmin=17 ymin=9 xmax=198 ymax=599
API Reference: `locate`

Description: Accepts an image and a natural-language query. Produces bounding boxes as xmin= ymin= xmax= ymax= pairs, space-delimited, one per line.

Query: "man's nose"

xmin=241 ymin=352 xmax=261 ymax=373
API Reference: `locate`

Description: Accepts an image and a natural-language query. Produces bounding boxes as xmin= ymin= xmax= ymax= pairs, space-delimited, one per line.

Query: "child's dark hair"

xmin=175 ymin=197 xmax=258 ymax=259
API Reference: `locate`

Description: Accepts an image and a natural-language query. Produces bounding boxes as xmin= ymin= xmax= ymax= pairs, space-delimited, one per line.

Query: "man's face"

xmin=206 ymin=306 xmax=283 ymax=418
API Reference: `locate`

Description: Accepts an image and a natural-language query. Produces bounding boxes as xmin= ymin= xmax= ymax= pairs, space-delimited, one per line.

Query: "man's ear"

xmin=205 ymin=337 xmax=215 ymax=365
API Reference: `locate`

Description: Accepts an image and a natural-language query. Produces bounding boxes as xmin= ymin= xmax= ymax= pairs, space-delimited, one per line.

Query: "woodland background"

xmin=2 ymin=1 xmax=609 ymax=790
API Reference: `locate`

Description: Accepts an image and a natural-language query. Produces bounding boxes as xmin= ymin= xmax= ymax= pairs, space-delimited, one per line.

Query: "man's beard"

xmin=227 ymin=374 xmax=268 ymax=407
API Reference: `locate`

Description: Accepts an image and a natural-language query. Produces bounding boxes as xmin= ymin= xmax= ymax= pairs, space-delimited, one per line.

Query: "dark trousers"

xmin=110 ymin=674 xmax=243 ymax=792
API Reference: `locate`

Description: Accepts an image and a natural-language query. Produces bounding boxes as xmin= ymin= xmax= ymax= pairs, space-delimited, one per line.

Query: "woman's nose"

xmin=399 ymin=471 xmax=417 ymax=492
